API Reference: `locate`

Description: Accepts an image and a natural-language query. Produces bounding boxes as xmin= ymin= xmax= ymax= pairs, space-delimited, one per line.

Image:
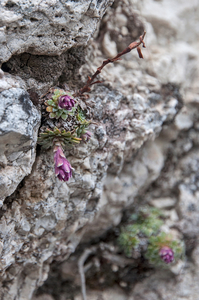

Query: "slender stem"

xmin=75 ymin=31 xmax=146 ymax=97
xmin=78 ymin=247 xmax=96 ymax=300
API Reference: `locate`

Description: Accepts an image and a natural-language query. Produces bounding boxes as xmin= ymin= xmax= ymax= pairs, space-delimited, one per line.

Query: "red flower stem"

xmin=75 ymin=31 xmax=146 ymax=97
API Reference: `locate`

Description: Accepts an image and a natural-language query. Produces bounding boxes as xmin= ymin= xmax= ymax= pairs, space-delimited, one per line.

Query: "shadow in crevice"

xmin=1 ymin=46 xmax=88 ymax=95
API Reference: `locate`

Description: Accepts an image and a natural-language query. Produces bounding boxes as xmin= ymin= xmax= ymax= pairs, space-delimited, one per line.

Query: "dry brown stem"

xmin=75 ymin=31 xmax=146 ymax=97
xmin=78 ymin=246 xmax=97 ymax=300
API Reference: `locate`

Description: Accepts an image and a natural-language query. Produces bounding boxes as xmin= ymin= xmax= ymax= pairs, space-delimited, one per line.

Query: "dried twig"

xmin=75 ymin=31 xmax=146 ymax=97
xmin=78 ymin=246 xmax=97 ymax=300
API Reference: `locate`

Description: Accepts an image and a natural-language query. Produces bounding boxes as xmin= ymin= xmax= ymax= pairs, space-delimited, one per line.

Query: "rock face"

xmin=0 ymin=0 xmax=199 ymax=300
xmin=0 ymin=73 xmax=41 ymax=204
xmin=0 ymin=83 xmax=180 ymax=299
xmin=0 ymin=0 xmax=114 ymax=63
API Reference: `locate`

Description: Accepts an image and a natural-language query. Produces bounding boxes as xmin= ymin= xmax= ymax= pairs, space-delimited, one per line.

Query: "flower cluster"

xmin=54 ymin=144 xmax=72 ymax=181
xmin=159 ymin=246 xmax=174 ymax=264
xmin=58 ymin=95 xmax=75 ymax=110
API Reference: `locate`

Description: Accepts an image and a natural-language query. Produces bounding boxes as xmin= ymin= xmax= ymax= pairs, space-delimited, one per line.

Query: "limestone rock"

xmin=0 ymin=0 xmax=114 ymax=64
xmin=0 ymin=69 xmax=26 ymax=92
xmin=0 ymin=86 xmax=41 ymax=203
xmin=75 ymin=287 xmax=128 ymax=300
xmin=0 ymin=81 xmax=180 ymax=299
xmin=149 ymin=197 xmax=177 ymax=209
xmin=1 ymin=0 xmax=199 ymax=299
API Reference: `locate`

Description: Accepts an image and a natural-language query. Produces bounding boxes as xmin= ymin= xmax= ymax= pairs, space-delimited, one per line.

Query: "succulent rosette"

xmin=37 ymin=127 xmax=81 ymax=149
xmin=46 ymin=89 xmax=77 ymax=120
xmin=146 ymin=232 xmax=184 ymax=266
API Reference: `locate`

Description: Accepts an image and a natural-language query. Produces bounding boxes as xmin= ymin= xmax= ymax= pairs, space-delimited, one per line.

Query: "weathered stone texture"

xmin=1 ymin=0 xmax=199 ymax=299
xmin=0 ymin=0 xmax=114 ymax=64
xmin=0 ymin=82 xmax=179 ymax=299
xmin=0 ymin=75 xmax=41 ymax=203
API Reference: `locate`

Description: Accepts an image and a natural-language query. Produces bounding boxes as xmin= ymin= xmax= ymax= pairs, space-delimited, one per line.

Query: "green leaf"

xmin=52 ymin=95 xmax=58 ymax=101
xmin=62 ymin=132 xmax=71 ymax=137
xmin=54 ymin=127 xmax=61 ymax=134
xmin=49 ymin=113 xmax=56 ymax=118
xmin=61 ymin=113 xmax=68 ymax=120
xmin=47 ymin=99 xmax=54 ymax=105
xmin=54 ymin=89 xmax=61 ymax=95
xmin=56 ymin=110 xmax=63 ymax=118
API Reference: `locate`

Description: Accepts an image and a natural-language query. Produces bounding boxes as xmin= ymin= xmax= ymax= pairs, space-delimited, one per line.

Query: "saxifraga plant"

xmin=118 ymin=206 xmax=184 ymax=266
xmin=145 ymin=232 xmax=184 ymax=266
xmin=38 ymin=32 xmax=146 ymax=182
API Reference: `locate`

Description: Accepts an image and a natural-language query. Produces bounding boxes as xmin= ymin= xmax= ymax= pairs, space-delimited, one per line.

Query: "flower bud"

xmin=81 ymin=131 xmax=91 ymax=143
xmin=54 ymin=144 xmax=72 ymax=181
xmin=159 ymin=246 xmax=174 ymax=264
xmin=58 ymin=95 xmax=75 ymax=110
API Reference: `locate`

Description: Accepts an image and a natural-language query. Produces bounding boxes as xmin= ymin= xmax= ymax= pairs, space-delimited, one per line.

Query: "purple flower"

xmin=81 ymin=131 xmax=92 ymax=143
xmin=159 ymin=246 xmax=174 ymax=264
xmin=58 ymin=94 xmax=75 ymax=110
xmin=54 ymin=145 xmax=72 ymax=181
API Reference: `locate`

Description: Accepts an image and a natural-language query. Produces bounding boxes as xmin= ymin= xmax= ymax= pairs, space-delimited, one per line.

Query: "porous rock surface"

xmin=0 ymin=0 xmax=199 ymax=300
xmin=0 ymin=72 xmax=40 ymax=204
xmin=0 ymin=0 xmax=114 ymax=63
xmin=0 ymin=83 xmax=179 ymax=299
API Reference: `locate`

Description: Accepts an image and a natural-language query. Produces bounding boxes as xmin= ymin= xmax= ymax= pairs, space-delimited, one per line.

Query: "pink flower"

xmin=58 ymin=95 xmax=75 ymax=110
xmin=159 ymin=246 xmax=174 ymax=264
xmin=54 ymin=145 xmax=72 ymax=181
xmin=81 ymin=131 xmax=91 ymax=143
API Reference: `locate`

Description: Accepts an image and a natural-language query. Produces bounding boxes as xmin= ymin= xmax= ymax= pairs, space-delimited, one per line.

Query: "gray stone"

xmin=175 ymin=108 xmax=194 ymax=130
xmin=0 ymin=70 xmax=26 ymax=92
xmin=150 ymin=197 xmax=177 ymax=209
xmin=0 ymin=79 xmax=181 ymax=298
xmin=75 ymin=287 xmax=128 ymax=300
xmin=1 ymin=0 xmax=199 ymax=299
xmin=0 ymin=0 xmax=114 ymax=64
xmin=102 ymin=32 xmax=118 ymax=57
xmin=0 ymin=87 xmax=41 ymax=203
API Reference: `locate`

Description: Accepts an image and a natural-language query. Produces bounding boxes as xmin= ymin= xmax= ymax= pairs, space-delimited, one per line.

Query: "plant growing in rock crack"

xmin=45 ymin=89 xmax=78 ymax=120
xmin=38 ymin=32 xmax=146 ymax=181
xmin=145 ymin=232 xmax=184 ymax=266
xmin=118 ymin=206 xmax=184 ymax=267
